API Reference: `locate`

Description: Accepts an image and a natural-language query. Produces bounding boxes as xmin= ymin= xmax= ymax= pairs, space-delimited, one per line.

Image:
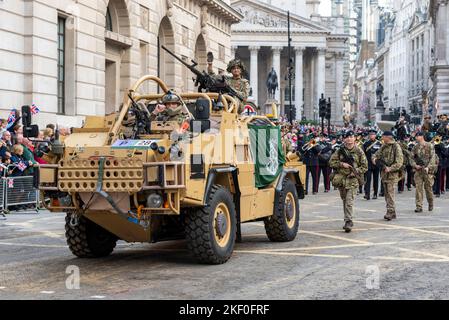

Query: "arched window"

xmin=106 ymin=7 xmax=113 ymax=32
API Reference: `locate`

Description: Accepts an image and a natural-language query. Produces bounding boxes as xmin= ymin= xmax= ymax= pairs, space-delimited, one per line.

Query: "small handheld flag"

xmin=31 ymin=104 xmax=40 ymax=115
xmin=7 ymin=110 xmax=16 ymax=125
xmin=17 ymin=161 xmax=27 ymax=172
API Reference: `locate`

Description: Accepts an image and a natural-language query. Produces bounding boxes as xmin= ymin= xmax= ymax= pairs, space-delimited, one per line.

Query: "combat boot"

xmin=343 ymin=220 xmax=353 ymax=233
xmin=415 ymin=208 xmax=423 ymax=213
xmin=429 ymin=204 xmax=433 ymax=212
xmin=372 ymin=194 xmax=377 ymax=200
xmin=384 ymin=212 xmax=393 ymax=221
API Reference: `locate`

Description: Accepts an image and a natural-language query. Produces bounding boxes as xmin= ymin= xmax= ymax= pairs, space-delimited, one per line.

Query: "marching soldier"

xmin=304 ymin=134 xmax=320 ymax=195
xmin=398 ymin=134 xmax=412 ymax=193
xmin=372 ymin=131 xmax=404 ymax=221
xmin=410 ymin=132 xmax=437 ymax=213
xmin=208 ymin=59 xmax=250 ymax=113
xmin=422 ymin=115 xmax=433 ymax=134
xmin=329 ymin=130 xmax=368 ymax=233
xmin=317 ymin=134 xmax=333 ymax=193
xmin=433 ymin=136 xmax=446 ymax=197
xmin=363 ymin=129 xmax=381 ymax=200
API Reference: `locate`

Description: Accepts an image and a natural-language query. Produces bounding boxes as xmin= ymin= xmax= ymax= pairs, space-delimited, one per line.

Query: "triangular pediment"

xmin=231 ymin=0 xmax=329 ymax=32
xmin=407 ymin=6 xmax=429 ymax=31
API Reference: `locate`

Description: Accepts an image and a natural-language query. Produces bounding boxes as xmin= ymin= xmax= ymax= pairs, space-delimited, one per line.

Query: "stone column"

xmin=231 ymin=46 xmax=238 ymax=59
xmin=334 ymin=51 xmax=344 ymax=124
xmin=272 ymin=46 xmax=282 ymax=102
xmin=315 ymin=48 xmax=326 ymax=120
xmin=249 ymin=46 xmax=260 ymax=106
xmin=295 ymin=47 xmax=305 ymax=120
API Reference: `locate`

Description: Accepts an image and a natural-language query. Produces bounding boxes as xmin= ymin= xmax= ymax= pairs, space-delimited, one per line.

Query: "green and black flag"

xmin=248 ymin=124 xmax=286 ymax=188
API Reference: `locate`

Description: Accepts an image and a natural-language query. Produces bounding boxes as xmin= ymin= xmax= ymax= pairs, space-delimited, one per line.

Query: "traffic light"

xmin=319 ymin=94 xmax=326 ymax=118
xmin=325 ymin=98 xmax=331 ymax=120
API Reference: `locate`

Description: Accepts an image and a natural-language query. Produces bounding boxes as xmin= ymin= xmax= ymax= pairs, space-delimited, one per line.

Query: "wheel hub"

xmin=285 ymin=199 xmax=294 ymax=221
xmin=215 ymin=212 xmax=228 ymax=238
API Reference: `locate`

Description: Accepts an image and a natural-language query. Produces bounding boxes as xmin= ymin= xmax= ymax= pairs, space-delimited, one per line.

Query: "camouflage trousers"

xmin=383 ymin=182 xmax=396 ymax=215
xmin=338 ymin=187 xmax=356 ymax=222
xmin=414 ymin=170 xmax=434 ymax=210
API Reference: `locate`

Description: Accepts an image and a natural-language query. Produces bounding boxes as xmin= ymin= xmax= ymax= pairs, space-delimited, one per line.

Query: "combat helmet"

xmin=226 ymin=59 xmax=246 ymax=73
xmin=162 ymin=91 xmax=182 ymax=105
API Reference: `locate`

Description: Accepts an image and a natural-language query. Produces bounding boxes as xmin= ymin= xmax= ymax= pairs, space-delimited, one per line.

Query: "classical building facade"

xmin=230 ymin=0 xmax=349 ymax=123
xmin=430 ymin=0 xmax=449 ymax=116
xmin=0 ymin=0 xmax=241 ymax=127
xmin=407 ymin=4 xmax=433 ymax=120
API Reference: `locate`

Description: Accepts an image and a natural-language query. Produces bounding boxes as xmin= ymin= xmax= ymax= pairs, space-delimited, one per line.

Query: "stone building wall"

xmin=0 ymin=0 xmax=241 ymax=128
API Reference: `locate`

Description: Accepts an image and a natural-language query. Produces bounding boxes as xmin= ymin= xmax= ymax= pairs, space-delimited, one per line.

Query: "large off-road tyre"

xmin=65 ymin=213 xmax=118 ymax=258
xmin=185 ymin=185 xmax=236 ymax=264
xmin=264 ymin=179 xmax=300 ymax=242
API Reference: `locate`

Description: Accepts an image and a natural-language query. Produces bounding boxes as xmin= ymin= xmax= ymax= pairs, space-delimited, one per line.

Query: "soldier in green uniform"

xmin=208 ymin=59 xmax=250 ymax=113
xmin=372 ymin=131 xmax=404 ymax=221
xmin=329 ymin=130 xmax=368 ymax=233
xmin=150 ymin=91 xmax=191 ymax=125
xmin=398 ymin=134 xmax=412 ymax=193
xmin=410 ymin=131 xmax=437 ymax=213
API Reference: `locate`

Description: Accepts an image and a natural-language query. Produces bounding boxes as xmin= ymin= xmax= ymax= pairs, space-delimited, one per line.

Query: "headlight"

xmin=146 ymin=193 xmax=163 ymax=208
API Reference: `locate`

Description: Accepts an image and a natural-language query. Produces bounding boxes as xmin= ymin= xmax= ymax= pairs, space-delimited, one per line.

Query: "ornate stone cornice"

xmin=199 ymin=0 xmax=243 ymax=23
xmin=271 ymin=46 xmax=283 ymax=54
xmin=317 ymin=47 xmax=326 ymax=55
xmin=248 ymin=45 xmax=261 ymax=51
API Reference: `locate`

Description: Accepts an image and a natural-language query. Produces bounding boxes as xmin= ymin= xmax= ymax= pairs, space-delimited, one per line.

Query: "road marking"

xmin=90 ymin=295 xmax=106 ymax=299
xmin=300 ymin=219 xmax=342 ymax=223
xmin=370 ymin=256 xmax=449 ymax=263
xmin=236 ymin=250 xmax=351 ymax=259
xmin=238 ymin=239 xmax=449 ymax=253
xmin=395 ymin=247 xmax=449 ymax=261
xmin=310 ymin=225 xmax=449 ymax=233
xmin=0 ymin=241 xmax=67 ymax=248
xmin=40 ymin=291 xmax=55 ymax=294
xmin=357 ymin=220 xmax=449 ymax=238
xmin=299 ymin=230 xmax=372 ymax=245
xmin=0 ymin=287 xmax=6 ymax=290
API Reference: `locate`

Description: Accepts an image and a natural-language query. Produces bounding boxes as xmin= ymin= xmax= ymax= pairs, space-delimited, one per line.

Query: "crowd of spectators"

xmin=0 ymin=120 xmax=60 ymax=177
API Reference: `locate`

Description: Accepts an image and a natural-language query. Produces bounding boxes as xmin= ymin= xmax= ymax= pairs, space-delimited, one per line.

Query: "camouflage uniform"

xmin=150 ymin=107 xmax=190 ymax=124
xmin=210 ymin=59 xmax=250 ymax=113
xmin=226 ymin=77 xmax=250 ymax=111
xmin=329 ymin=145 xmax=368 ymax=222
xmin=372 ymin=141 xmax=404 ymax=218
xmin=410 ymin=142 xmax=437 ymax=211
xmin=398 ymin=140 xmax=411 ymax=190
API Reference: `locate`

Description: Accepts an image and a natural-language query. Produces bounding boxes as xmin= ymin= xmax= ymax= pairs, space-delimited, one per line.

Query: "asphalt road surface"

xmin=1 ymin=188 xmax=449 ymax=300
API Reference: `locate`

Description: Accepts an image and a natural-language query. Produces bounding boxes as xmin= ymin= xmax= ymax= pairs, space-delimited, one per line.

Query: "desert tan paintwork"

xmin=39 ymin=75 xmax=305 ymax=243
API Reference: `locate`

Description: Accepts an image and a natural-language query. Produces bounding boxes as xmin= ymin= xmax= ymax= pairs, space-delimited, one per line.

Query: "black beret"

xmin=382 ymin=131 xmax=394 ymax=137
xmin=415 ymin=131 xmax=424 ymax=137
xmin=343 ymin=130 xmax=355 ymax=138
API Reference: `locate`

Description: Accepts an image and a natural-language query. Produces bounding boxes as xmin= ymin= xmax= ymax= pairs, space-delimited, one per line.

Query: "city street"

xmin=1 ymin=188 xmax=449 ymax=300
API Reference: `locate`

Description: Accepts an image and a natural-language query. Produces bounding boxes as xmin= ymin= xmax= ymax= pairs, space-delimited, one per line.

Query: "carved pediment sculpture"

xmin=235 ymin=5 xmax=302 ymax=28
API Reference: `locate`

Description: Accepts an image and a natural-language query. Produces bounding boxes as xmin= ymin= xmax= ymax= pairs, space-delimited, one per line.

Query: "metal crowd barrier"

xmin=0 ymin=164 xmax=39 ymax=215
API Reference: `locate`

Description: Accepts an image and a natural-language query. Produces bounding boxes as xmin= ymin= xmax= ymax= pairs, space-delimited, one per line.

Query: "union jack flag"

xmin=31 ymin=104 xmax=40 ymax=115
xmin=17 ymin=161 xmax=27 ymax=172
xmin=7 ymin=110 xmax=16 ymax=124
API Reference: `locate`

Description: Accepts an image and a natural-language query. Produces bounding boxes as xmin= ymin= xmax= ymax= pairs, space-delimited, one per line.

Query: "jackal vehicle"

xmin=37 ymin=76 xmax=306 ymax=264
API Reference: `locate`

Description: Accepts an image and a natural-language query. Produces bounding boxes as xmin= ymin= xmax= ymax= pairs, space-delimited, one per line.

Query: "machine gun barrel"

xmin=161 ymin=45 xmax=203 ymax=79
xmin=161 ymin=45 xmax=244 ymax=102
